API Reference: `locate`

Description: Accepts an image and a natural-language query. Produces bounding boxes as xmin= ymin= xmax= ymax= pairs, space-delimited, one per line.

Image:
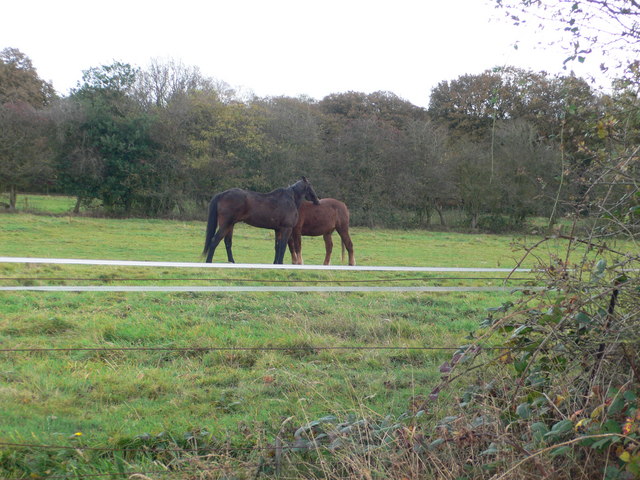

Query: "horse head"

xmin=293 ymin=177 xmax=320 ymax=205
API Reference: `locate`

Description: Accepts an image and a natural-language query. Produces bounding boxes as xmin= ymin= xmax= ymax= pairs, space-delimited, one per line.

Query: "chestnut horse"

xmin=288 ymin=198 xmax=355 ymax=266
xmin=203 ymin=177 xmax=320 ymax=264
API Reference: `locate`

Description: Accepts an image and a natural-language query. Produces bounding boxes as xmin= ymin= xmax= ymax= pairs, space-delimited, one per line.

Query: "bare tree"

xmin=134 ymin=59 xmax=235 ymax=108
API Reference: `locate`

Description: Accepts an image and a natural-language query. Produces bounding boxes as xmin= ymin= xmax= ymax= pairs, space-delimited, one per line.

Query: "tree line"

xmin=1 ymin=47 xmax=636 ymax=230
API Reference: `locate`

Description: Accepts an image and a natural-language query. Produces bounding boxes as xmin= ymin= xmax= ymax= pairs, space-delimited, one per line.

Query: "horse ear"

xmin=301 ymin=176 xmax=308 ymax=183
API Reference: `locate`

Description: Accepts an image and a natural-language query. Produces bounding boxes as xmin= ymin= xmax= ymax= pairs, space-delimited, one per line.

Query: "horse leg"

xmin=274 ymin=228 xmax=292 ymax=264
xmin=279 ymin=229 xmax=292 ymax=265
xmin=288 ymin=234 xmax=297 ymax=264
xmin=205 ymin=230 xmax=223 ymax=263
xmin=294 ymin=232 xmax=303 ymax=265
xmin=322 ymin=233 xmax=333 ymax=265
xmin=224 ymin=226 xmax=235 ymax=263
xmin=337 ymin=228 xmax=355 ymax=266
xmin=288 ymin=233 xmax=301 ymax=264
xmin=206 ymin=223 xmax=234 ymax=263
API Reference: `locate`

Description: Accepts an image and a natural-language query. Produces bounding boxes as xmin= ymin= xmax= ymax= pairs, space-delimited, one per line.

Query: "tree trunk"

xmin=73 ymin=196 xmax=82 ymax=214
xmin=9 ymin=185 xmax=17 ymax=210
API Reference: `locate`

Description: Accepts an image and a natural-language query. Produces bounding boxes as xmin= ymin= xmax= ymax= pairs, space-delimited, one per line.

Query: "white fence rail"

xmin=0 ymin=256 xmax=536 ymax=293
xmin=0 ymin=256 xmax=530 ymax=272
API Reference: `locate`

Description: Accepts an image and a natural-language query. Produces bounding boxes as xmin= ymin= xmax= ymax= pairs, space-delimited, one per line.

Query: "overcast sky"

xmin=3 ymin=0 xmax=608 ymax=107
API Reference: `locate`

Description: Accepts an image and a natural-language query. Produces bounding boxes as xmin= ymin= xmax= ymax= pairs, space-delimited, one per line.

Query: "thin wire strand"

xmin=2 ymin=342 xmax=623 ymax=355
xmin=0 ymin=441 xmax=269 ymax=454
xmin=3 ymin=463 xmax=263 ymax=480
xmin=0 ymin=345 xmax=511 ymax=353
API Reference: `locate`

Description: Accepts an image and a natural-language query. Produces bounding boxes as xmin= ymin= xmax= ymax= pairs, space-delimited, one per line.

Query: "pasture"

xmin=0 ymin=207 xmax=593 ymax=477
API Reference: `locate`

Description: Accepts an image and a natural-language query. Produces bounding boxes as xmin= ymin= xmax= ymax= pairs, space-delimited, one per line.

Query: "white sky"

xmin=3 ymin=0 xmax=608 ymax=107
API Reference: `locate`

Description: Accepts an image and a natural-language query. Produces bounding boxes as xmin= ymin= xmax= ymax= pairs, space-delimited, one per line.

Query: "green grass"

xmin=0 ymin=212 xmax=571 ymax=267
xmin=0 ymin=204 xmax=628 ymax=478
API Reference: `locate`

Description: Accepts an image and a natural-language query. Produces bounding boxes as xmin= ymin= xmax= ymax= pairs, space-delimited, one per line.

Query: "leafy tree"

xmin=187 ymin=92 xmax=268 ymax=198
xmin=50 ymin=99 xmax=104 ymax=213
xmin=449 ymin=139 xmax=498 ymax=228
xmin=429 ymin=67 xmax=603 ymax=224
xmin=145 ymin=84 xmax=271 ymax=210
xmin=429 ymin=67 xmax=599 ymax=142
xmin=491 ymin=119 xmax=561 ymax=224
xmin=0 ymin=48 xmax=56 ymax=208
xmin=491 ymin=0 xmax=639 ymax=228
xmin=428 ymin=71 xmax=504 ymax=140
xmin=447 ymin=119 xmax=560 ymax=229
xmin=59 ymin=62 xmax=158 ymax=213
xmin=320 ymin=90 xmax=426 ymax=129
xmin=0 ymin=102 xmax=54 ymax=208
xmin=257 ymin=96 xmax=324 ymax=189
xmin=0 ymin=47 xmax=56 ymax=107
xmin=74 ymin=61 xmax=138 ymax=96
xmin=212 ymin=101 xmax=269 ymax=192
xmin=396 ymin=119 xmax=454 ymax=226
xmin=321 ymin=115 xmax=404 ymax=226
xmin=317 ymin=91 xmax=429 ymax=226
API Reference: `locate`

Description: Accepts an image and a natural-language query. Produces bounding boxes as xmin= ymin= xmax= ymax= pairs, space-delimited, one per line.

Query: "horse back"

xmin=297 ymin=198 xmax=349 ymax=236
xmin=217 ymin=188 xmax=298 ymax=229
xmin=215 ymin=188 xmax=250 ymax=219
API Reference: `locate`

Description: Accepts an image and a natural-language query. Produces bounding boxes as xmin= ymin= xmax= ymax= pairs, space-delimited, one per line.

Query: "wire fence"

xmin=0 ymin=461 xmax=264 ymax=480
xmin=0 ymin=344 xmax=511 ymax=353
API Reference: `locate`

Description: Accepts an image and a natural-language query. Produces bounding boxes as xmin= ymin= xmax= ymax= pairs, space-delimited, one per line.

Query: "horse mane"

xmin=288 ymin=177 xmax=319 ymax=205
xmin=289 ymin=178 xmax=305 ymax=191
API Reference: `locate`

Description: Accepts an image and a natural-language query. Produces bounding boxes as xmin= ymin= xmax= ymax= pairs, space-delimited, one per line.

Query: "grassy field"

xmin=0 ymin=199 xmax=615 ymax=477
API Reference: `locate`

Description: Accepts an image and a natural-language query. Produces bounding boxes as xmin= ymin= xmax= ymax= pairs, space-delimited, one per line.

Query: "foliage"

xmin=51 ymin=99 xmax=109 ymax=213
xmin=0 ymin=102 xmax=54 ymax=209
xmin=0 ymin=47 xmax=56 ymax=107
xmin=435 ymin=242 xmax=639 ymax=479
xmin=0 ymin=48 xmax=57 ymax=209
xmin=3 ymin=48 xmax=621 ymax=229
xmin=55 ymin=63 xmax=162 ymax=214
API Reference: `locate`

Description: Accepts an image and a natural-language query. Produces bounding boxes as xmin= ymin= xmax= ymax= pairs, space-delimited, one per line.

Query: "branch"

xmin=555 ymin=234 xmax=630 ymax=257
xmin=491 ymin=433 xmax=640 ymax=480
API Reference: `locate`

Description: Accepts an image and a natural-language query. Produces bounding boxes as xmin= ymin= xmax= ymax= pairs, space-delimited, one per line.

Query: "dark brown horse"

xmin=203 ymin=177 xmax=320 ymax=264
xmin=288 ymin=198 xmax=355 ymax=266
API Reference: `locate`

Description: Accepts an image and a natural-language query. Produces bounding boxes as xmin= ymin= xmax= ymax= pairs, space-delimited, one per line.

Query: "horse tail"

xmin=203 ymin=195 xmax=220 ymax=258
